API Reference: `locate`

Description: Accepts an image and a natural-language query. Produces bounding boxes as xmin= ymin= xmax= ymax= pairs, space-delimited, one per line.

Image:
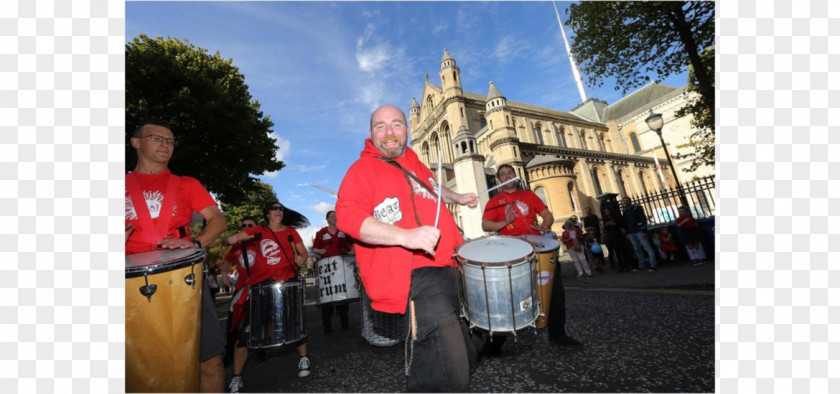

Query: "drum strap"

xmin=239 ymin=242 xmax=252 ymax=278
xmin=376 ymin=157 xmax=438 ymax=226
xmin=264 ymin=226 xmax=300 ymax=278
xmin=125 ymin=171 xmax=182 ymax=245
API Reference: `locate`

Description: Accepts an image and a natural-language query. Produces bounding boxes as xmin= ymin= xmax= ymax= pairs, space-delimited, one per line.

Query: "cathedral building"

xmin=409 ymin=49 xmax=705 ymax=239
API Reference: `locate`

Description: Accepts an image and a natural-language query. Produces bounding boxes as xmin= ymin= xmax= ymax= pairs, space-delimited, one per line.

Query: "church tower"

xmin=451 ymin=125 xmax=489 ymax=239
xmin=484 ymin=81 xmax=526 ymax=184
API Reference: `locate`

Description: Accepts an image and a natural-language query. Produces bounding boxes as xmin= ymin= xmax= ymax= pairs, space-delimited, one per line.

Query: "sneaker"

xmin=228 ymin=375 xmax=243 ymax=393
xmin=298 ymin=356 xmax=311 ymax=377
xmin=577 ymin=273 xmax=583 ymax=278
xmin=648 ymin=267 xmax=657 ymax=272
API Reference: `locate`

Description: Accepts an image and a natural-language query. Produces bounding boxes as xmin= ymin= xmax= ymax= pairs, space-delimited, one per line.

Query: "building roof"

xmin=486 ymin=81 xmax=504 ymax=100
xmin=601 ymin=82 xmax=680 ymax=122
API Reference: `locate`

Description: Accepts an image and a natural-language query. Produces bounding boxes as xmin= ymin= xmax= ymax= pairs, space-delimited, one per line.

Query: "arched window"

xmin=617 ymin=169 xmax=628 ymax=197
xmin=630 ymin=132 xmax=642 ymax=153
xmin=591 ymin=167 xmax=603 ymax=195
xmin=567 ymin=182 xmax=578 ymax=213
xmin=431 ymin=133 xmax=440 ymax=162
xmin=558 ymin=127 xmax=567 ymax=147
xmin=479 ymin=116 xmax=487 ymax=129
xmin=425 ymin=96 xmax=434 ymax=117
xmin=535 ymin=187 xmax=548 ymax=205
xmin=422 ymin=142 xmax=430 ymax=164
xmin=535 ymin=123 xmax=544 ymax=145
xmin=580 ymin=130 xmax=589 ymax=150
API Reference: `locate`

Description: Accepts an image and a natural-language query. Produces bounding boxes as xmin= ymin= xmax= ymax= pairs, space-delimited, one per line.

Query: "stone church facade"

xmin=409 ymin=49 xmax=698 ymax=239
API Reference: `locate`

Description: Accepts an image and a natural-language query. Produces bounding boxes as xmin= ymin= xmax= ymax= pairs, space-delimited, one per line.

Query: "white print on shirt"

xmin=125 ymin=190 xmax=179 ymax=220
xmin=338 ymin=232 xmax=346 ymax=238
xmin=322 ymin=233 xmax=332 ymax=240
xmin=407 ymin=171 xmax=436 ymax=202
xmin=373 ymin=197 xmax=402 ymax=225
xmin=260 ymin=238 xmax=283 ymax=266
xmin=238 ymin=249 xmax=257 ymax=270
xmin=514 ymin=200 xmax=529 ymax=216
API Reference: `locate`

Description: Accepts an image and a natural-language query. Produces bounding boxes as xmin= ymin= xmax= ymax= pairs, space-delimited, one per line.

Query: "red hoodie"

xmin=336 ymin=139 xmax=463 ymax=313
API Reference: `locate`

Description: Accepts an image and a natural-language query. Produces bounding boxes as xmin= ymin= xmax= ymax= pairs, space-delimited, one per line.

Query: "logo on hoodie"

xmin=374 ymin=197 xmax=402 ymax=225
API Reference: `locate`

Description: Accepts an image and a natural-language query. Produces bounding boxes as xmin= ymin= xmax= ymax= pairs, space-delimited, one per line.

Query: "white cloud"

xmin=491 ymin=35 xmax=531 ymax=65
xmin=307 ymin=201 xmax=334 ymax=214
xmin=295 ymin=164 xmax=327 ymax=173
xmin=262 ymin=132 xmax=292 ymax=178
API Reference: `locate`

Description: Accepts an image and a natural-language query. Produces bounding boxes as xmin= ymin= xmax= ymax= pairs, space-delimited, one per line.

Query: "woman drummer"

xmin=221 ymin=201 xmax=312 ymax=392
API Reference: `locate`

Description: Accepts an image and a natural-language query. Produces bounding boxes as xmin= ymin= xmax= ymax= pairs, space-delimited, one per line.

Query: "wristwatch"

xmin=191 ymin=239 xmax=202 ymax=248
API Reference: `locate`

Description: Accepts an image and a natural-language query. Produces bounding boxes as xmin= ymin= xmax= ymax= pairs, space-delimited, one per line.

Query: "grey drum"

xmin=455 ymin=235 xmax=539 ymax=335
xmin=247 ymin=280 xmax=306 ymax=350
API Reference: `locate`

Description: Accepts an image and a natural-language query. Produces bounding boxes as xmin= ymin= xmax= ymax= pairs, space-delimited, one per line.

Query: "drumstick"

xmin=478 ymin=176 xmax=520 ymax=196
xmin=434 ymin=147 xmax=443 ymax=229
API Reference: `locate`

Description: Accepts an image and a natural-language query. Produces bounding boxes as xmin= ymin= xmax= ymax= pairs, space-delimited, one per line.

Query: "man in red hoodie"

xmin=336 ymin=105 xmax=481 ymax=392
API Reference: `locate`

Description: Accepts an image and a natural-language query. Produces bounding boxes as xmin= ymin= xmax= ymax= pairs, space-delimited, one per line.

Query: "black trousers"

xmin=321 ymin=303 xmax=349 ymax=325
xmin=546 ymin=262 xmax=570 ymax=340
xmin=406 ymin=266 xmax=479 ymax=392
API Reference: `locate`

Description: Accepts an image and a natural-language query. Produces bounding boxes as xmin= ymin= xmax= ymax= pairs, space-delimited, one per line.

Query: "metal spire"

xmin=553 ymin=0 xmax=587 ymax=103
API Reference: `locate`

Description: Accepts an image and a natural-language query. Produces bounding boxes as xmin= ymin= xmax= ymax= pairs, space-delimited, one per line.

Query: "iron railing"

xmin=622 ymin=175 xmax=716 ymax=226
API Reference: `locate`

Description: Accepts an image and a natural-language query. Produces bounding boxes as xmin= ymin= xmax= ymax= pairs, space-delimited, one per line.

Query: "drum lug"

xmin=185 ymin=273 xmax=195 ymax=287
xmin=140 ymin=273 xmax=156 ymax=302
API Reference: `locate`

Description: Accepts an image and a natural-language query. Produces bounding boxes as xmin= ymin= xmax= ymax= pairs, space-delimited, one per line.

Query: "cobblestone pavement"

xmin=212 ymin=260 xmax=715 ymax=393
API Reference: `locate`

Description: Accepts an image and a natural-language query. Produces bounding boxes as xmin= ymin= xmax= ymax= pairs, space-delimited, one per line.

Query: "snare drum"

xmin=455 ymin=235 xmax=538 ymax=336
xmin=247 ymin=280 xmax=306 ymax=350
xmin=125 ymin=248 xmax=206 ymax=393
xmin=520 ymin=234 xmax=560 ymax=329
xmin=315 ymin=255 xmax=361 ymax=305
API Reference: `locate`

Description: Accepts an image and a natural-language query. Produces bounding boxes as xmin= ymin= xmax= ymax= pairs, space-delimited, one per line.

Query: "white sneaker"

xmin=228 ymin=375 xmax=243 ymax=393
xmin=298 ymin=356 xmax=311 ymax=378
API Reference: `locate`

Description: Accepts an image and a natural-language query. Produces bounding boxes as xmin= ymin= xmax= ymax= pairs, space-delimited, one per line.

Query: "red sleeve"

xmin=526 ymin=191 xmax=547 ymax=214
xmin=336 ymin=160 xmax=375 ymax=240
xmin=290 ymin=228 xmax=303 ymax=244
xmin=223 ymin=246 xmax=238 ymax=263
xmin=312 ymin=228 xmax=325 ymax=249
xmin=184 ymin=176 xmax=217 ymax=213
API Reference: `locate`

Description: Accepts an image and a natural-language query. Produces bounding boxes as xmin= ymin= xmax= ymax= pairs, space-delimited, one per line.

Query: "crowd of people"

xmin=125 ymin=106 xmax=709 ymax=393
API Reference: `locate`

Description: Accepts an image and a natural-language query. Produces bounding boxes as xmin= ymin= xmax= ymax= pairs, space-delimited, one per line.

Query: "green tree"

xmin=673 ymin=47 xmax=714 ymax=172
xmin=566 ymin=1 xmax=714 ymax=169
xmin=126 ymin=34 xmax=284 ymax=203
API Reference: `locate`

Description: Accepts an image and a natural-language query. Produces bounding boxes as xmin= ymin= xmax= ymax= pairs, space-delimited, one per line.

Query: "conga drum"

xmin=125 ymin=248 xmax=206 ymax=393
xmin=520 ymin=234 xmax=560 ymax=329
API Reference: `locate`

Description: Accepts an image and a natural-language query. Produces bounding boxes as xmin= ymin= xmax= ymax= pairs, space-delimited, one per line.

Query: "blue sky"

xmin=126 ymin=1 xmax=689 ymax=245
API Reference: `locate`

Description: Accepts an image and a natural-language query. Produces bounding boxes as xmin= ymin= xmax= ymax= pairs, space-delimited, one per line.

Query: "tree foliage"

xmin=566 ymin=1 xmax=714 ymax=169
xmin=126 ymin=35 xmax=284 ymax=204
xmin=673 ymin=47 xmax=714 ymax=172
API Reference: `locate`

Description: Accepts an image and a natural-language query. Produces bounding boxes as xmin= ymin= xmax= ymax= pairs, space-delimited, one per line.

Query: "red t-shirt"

xmin=125 ymin=169 xmax=217 ymax=255
xmin=241 ymin=225 xmax=303 ymax=284
xmin=482 ymin=189 xmax=547 ymax=236
xmin=561 ymin=227 xmax=584 ymax=250
xmin=675 ymin=216 xmax=697 ymax=229
xmin=312 ymin=226 xmax=352 ymax=258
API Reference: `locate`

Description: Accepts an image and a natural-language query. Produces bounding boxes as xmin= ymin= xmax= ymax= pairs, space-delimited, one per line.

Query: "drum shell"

xmin=125 ymin=249 xmax=205 ymax=393
xmin=247 ymin=280 xmax=306 ymax=350
xmin=315 ymin=255 xmax=361 ymax=305
xmin=360 ymin=285 xmax=406 ymax=347
xmin=533 ymin=249 xmax=558 ymax=329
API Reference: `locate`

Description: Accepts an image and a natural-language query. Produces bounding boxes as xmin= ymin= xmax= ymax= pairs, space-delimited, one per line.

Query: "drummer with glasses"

xmin=125 ymin=120 xmax=228 ymax=392
xmin=312 ymin=210 xmax=354 ymax=332
xmin=481 ymin=163 xmax=583 ymax=351
xmin=222 ymin=202 xmax=312 ymax=391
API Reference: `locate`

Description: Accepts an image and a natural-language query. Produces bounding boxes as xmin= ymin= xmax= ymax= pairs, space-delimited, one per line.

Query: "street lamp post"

xmin=645 ymin=110 xmax=689 ymax=208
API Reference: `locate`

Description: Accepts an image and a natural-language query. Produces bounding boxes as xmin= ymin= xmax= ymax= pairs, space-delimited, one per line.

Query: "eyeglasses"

xmin=242 ymin=223 xmax=255 ymax=228
xmin=268 ymin=205 xmax=284 ymax=211
xmin=138 ymin=134 xmax=177 ymax=146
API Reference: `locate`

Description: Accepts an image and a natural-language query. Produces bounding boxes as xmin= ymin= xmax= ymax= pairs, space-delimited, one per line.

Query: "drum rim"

xmin=519 ymin=234 xmax=561 ymax=253
xmin=455 ymin=235 xmax=537 ymax=266
xmin=125 ymin=249 xmax=206 ymax=278
xmin=252 ymin=279 xmax=302 ymax=289
xmin=456 ymin=253 xmax=536 ymax=268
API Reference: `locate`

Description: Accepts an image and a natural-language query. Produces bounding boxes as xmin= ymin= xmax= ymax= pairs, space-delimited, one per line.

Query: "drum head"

xmin=125 ymin=248 xmax=206 ymax=277
xmin=457 ymin=235 xmax=535 ymax=265
xmin=520 ymin=234 xmax=560 ymax=253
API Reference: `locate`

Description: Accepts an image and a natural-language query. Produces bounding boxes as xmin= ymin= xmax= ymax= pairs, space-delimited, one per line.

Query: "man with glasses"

xmin=336 ymin=105 xmax=482 ymax=392
xmin=125 ymin=120 xmax=228 ymax=392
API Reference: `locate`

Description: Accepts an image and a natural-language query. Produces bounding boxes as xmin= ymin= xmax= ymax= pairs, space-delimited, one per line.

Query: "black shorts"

xmin=200 ymin=281 xmax=225 ymax=361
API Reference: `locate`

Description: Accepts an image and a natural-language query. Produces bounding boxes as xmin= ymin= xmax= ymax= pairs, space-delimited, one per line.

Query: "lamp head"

xmin=645 ymin=110 xmax=664 ymax=133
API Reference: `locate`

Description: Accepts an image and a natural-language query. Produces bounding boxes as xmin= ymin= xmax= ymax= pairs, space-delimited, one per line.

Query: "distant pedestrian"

xmin=584 ymin=226 xmax=604 ymax=273
xmin=657 ymin=227 xmax=678 ymax=264
xmin=675 ymin=206 xmax=706 ymax=265
xmin=561 ymin=220 xmax=591 ymax=277
xmin=601 ymin=207 xmax=630 ymax=272
xmin=621 ymin=197 xmax=658 ymax=272
xmin=581 ymin=207 xmax=601 ymax=243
